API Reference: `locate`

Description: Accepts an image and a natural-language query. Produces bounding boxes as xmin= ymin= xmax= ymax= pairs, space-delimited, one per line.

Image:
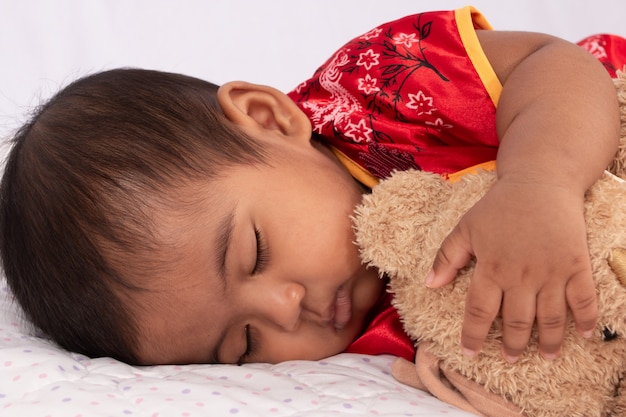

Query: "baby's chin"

xmin=314 ymin=314 xmax=369 ymax=359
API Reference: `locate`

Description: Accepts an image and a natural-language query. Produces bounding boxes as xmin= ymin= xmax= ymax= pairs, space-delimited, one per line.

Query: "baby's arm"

xmin=426 ymin=30 xmax=620 ymax=362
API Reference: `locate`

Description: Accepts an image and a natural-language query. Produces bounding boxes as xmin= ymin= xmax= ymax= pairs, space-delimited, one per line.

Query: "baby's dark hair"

xmin=0 ymin=68 xmax=265 ymax=364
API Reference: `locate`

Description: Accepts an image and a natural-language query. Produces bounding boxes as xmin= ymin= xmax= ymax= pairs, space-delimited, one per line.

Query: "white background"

xmin=1 ymin=0 xmax=626 ymax=140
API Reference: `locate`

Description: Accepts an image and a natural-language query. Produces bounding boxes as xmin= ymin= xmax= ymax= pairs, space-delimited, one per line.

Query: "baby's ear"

xmin=217 ymin=81 xmax=311 ymax=142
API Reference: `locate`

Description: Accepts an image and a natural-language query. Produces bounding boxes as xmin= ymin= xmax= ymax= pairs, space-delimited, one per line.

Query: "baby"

xmin=0 ymin=7 xmax=622 ymax=365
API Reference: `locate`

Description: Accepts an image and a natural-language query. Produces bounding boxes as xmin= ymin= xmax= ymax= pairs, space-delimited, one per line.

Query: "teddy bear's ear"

xmin=609 ymin=247 xmax=626 ymax=287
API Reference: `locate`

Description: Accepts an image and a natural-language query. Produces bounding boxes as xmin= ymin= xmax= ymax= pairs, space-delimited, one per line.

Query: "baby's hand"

xmin=425 ymin=178 xmax=598 ymax=362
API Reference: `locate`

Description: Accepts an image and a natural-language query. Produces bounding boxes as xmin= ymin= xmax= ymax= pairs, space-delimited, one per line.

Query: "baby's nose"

xmin=254 ymin=282 xmax=305 ymax=331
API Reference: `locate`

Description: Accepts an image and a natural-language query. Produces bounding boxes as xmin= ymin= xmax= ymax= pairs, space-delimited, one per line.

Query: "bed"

xmin=1 ymin=1 xmax=626 ymax=416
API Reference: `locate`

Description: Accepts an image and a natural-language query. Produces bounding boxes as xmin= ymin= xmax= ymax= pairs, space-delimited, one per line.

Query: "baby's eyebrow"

xmin=215 ymin=208 xmax=235 ymax=292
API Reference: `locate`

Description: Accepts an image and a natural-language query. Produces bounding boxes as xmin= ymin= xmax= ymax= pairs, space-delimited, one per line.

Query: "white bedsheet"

xmin=0 ymin=279 xmax=475 ymax=417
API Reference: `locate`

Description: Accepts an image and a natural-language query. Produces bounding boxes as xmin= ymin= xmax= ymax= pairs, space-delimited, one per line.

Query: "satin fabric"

xmin=345 ymin=289 xmax=415 ymax=361
xmin=288 ymin=7 xmax=500 ymax=181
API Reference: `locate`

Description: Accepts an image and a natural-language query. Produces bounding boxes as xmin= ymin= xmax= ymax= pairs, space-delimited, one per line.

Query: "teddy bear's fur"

xmin=352 ymin=70 xmax=626 ymax=417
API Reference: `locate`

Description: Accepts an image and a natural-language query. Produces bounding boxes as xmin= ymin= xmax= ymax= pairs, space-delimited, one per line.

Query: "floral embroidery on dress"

xmin=425 ymin=118 xmax=452 ymax=131
xmin=357 ymin=73 xmax=380 ymax=95
xmin=290 ymin=9 xmax=626 ymax=180
xmin=344 ymin=119 xmax=373 ymax=143
xmin=299 ymin=50 xmax=364 ymax=134
xmin=576 ymin=34 xmax=626 ymax=78
xmin=356 ymin=49 xmax=380 ymax=70
xmin=406 ymin=91 xmax=436 ymax=115
xmin=360 ymin=27 xmax=382 ymax=41
xmin=579 ymin=35 xmax=608 ymax=60
xmin=393 ymin=32 xmax=419 ymax=48
xmin=289 ymin=12 xmax=462 ymax=178
xmin=342 ymin=13 xmax=451 ymax=133
xmin=288 ymin=9 xmax=502 ymax=178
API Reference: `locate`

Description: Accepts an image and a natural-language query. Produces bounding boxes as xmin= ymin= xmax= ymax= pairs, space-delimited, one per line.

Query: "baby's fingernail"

xmin=542 ymin=352 xmax=558 ymax=361
xmin=504 ymin=354 xmax=519 ymax=364
xmin=582 ymin=329 xmax=594 ymax=339
xmin=425 ymin=270 xmax=435 ymax=287
xmin=461 ymin=347 xmax=477 ymax=359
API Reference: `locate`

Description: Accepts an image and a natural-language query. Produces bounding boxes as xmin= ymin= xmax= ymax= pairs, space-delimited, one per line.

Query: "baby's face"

xmin=131 ymin=138 xmax=383 ymax=365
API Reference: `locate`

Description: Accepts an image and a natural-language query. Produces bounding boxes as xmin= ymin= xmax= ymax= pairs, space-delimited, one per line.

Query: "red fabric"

xmin=288 ymin=8 xmax=499 ymax=179
xmin=578 ymin=34 xmax=626 ymax=78
xmin=345 ymin=290 xmax=415 ymax=361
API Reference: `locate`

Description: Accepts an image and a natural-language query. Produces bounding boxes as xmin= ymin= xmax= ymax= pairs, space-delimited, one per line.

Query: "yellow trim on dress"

xmin=447 ymin=160 xmax=496 ymax=183
xmin=332 ymin=136 xmax=495 ymax=187
xmin=455 ymin=6 xmax=502 ymax=106
xmin=330 ymin=146 xmax=380 ymax=188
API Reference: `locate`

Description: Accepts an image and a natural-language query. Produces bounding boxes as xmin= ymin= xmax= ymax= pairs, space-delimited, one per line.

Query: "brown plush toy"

xmin=352 ymin=71 xmax=626 ymax=417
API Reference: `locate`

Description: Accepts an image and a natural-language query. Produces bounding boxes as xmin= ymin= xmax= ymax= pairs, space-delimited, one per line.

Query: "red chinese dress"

xmin=287 ymin=6 xmax=626 ymax=361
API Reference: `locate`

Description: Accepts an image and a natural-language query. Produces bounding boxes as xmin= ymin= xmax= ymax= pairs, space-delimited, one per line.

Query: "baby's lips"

xmin=334 ymin=286 xmax=352 ymax=330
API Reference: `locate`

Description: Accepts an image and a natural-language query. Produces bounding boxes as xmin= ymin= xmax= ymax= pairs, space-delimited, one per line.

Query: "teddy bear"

xmin=352 ymin=70 xmax=626 ymax=417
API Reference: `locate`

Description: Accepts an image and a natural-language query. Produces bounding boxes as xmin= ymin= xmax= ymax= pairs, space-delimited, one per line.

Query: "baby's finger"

xmin=500 ymin=289 xmax=536 ymax=362
xmin=426 ymin=226 xmax=473 ymax=288
xmin=535 ymin=287 xmax=567 ymax=359
xmin=461 ymin=276 xmax=502 ymax=357
xmin=565 ymin=269 xmax=598 ymax=338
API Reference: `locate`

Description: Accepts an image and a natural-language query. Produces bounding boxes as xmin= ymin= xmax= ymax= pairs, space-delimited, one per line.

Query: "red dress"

xmin=287 ymin=7 xmax=626 ymax=361
xmin=288 ymin=7 xmax=501 ymax=189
